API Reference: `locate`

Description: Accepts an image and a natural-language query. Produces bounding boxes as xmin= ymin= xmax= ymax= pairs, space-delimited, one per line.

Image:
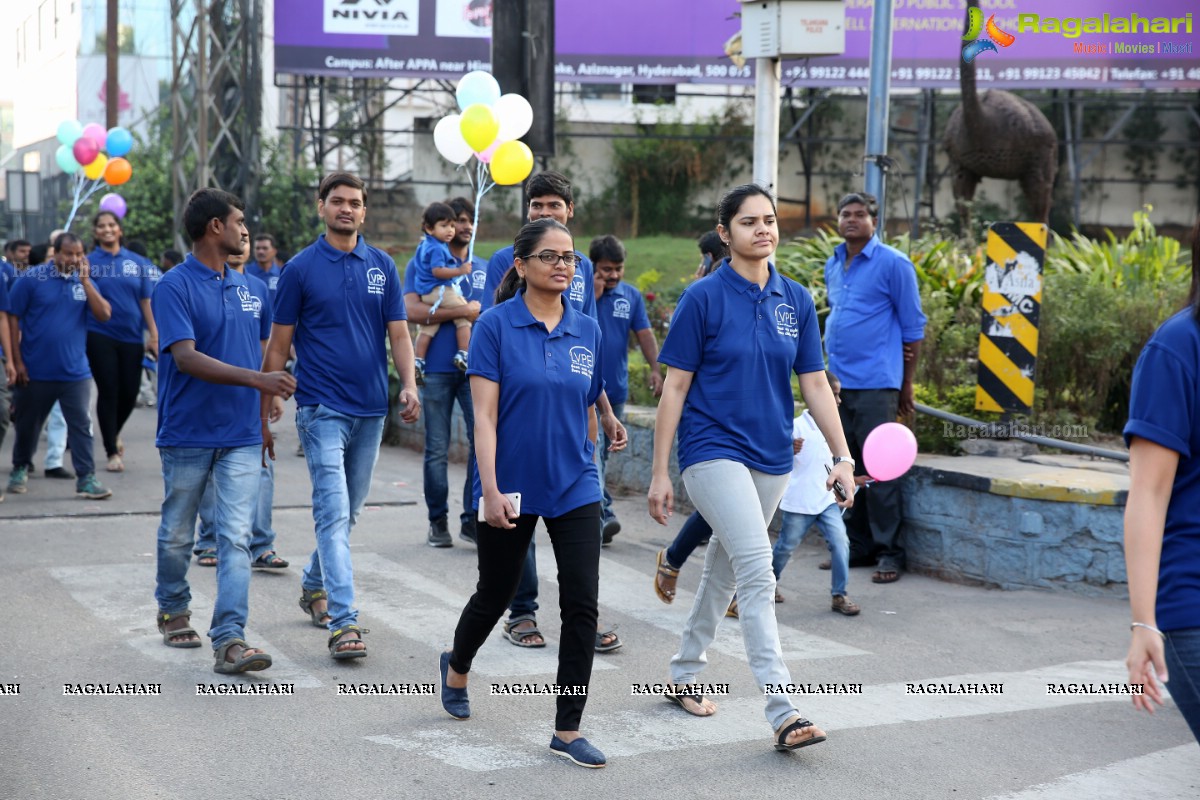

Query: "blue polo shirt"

xmin=86 ymin=246 xmax=154 ymax=344
xmin=481 ymin=245 xmax=597 ymax=318
xmin=1124 ymin=310 xmax=1200 ymax=633
xmin=411 ymin=233 xmax=459 ymax=295
xmin=8 ymin=264 xmax=94 ymax=381
xmin=275 ymin=234 xmax=406 ymax=417
xmin=467 ymin=290 xmax=604 ymax=517
xmin=658 ymin=263 xmax=826 ymax=475
xmin=823 ymin=237 xmax=926 ymax=391
xmin=243 ymin=271 xmax=273 ymax=341
xmin=404 ymin=251 xmax=485 ymax=374
xmin=596 ymin=281 xmax=652 ymax=405
xmin=153 ymin=255 xmax=264 ymax=448
xmin=246 ymin=261 xmax=281 ymax=308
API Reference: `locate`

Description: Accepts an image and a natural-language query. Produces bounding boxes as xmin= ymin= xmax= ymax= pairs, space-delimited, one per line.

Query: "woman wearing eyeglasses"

xmin=439 ymin=218 xmax=623 ymax=769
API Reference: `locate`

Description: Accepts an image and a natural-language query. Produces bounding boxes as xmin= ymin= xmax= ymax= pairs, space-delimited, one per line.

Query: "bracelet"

xmin=1130 ymin=622 xmax=1165 ymax=639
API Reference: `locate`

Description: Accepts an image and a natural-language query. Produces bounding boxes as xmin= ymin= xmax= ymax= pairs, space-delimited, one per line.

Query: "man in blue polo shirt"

xmin=6 ymin=233 xmax=113 ymax=500
xmin=152 ymin=188 xmax=296 ymax=673
xmin=262 ymin=171 xmax=420 ymax=661
xmin=823 ymin=192 xmax=926 ymax=585
xmin=405 ymin=196 xmax=484 ymax=548
xmin=590 ymin=234 xmax=661 ymax=544
xmin=249 ymin=233 xmax=282 ymax=305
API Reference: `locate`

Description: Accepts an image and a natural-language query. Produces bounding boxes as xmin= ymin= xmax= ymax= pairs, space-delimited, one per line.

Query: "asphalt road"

xmin=1 ymin=401 xmax=1195 ymax=800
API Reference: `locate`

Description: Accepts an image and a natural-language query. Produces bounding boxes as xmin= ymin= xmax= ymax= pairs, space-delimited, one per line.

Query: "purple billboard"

xmin=274 ymin=0 xmax=1200 ymax=89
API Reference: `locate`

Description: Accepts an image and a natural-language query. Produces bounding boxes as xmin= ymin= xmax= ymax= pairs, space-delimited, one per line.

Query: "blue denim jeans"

xmin=45 ymin=401 xmax=67 ymax=470
xmin=774 ymin=505 xmax=849 ymax=597
xmin=295 ymin=404 xmax=384 ymax=632
xmin=154 ymin=446 xmax=259 ymax=647
xmin=194 ymin=457 xmax=277 ymax=559
xmin=1165 ymin=627 xmax=1200 ymax=743
xmin=419 ymin=371 xmax=475 ymax=528
xmin=597 ymin=401 xmax=625 ymax=523
xmin=665 ymin=511 xmax=712 ymax=569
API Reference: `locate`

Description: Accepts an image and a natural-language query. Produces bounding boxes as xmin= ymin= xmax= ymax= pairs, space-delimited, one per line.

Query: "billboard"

xmin=274 ymin=0 xmax=1200 ymax=89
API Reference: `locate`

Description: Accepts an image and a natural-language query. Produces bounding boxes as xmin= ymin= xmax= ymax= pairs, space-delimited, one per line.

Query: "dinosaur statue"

xmin=943 ymin=0 xmax=1058 ymax=228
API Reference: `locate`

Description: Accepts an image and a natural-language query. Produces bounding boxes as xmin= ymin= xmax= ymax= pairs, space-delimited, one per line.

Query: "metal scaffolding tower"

xmin=169 ymin=0 xmax=263 ymax=250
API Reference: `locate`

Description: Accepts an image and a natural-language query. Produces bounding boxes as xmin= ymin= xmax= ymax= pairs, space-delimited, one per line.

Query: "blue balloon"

xmin=105 ymin=126 xmax=134 ymax=157
xmin=455 ymin=71 xmax=501 ymax=111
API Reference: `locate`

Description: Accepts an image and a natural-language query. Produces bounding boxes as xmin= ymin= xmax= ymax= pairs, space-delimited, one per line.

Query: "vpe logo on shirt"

xmin=569 ymin=346 xmax=595 ymax=378
xmin=121 ymin=260 xmax=140 ymax=277
xmin=237 ymin=285 xmax=256 ymax=312
xmin=774 ymin=303 xmax=799 ymax=338
xmin=268 ymin=276 xmax=279 ymax=291
xmin=613 ymin=298 xmax=631 ymax=320
xmin=472 ymin=270 xmax=487 ymax=291
xmin=71 ymin=284 xmax=87 ymax=302
xmin=569 ymin=275 xmax=585 ymax=304
xmin=250 ymin=295 xmax=263 ymax=319
xmin=366 ymin=266 xmax=387 ymax=296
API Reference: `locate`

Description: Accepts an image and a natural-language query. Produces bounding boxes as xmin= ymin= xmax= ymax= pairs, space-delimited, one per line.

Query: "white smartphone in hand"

xmin=479 ymin=492 xmax=522 ymax=522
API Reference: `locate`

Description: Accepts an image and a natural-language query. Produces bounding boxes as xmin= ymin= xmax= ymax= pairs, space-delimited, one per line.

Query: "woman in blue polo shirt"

xmin=1124 ymin=216 xmax=1200 ymax=743
xmin=440 ymin=218 xmax=616 ymax=769
xmin=648 ymin=184 xmax=856 ymax=752
xmin=86 ymin=210 xmax=158 ymax=472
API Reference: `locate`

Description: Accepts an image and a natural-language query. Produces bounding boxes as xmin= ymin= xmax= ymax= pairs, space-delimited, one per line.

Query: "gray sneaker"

xmin=7 ymin=465 xmax=29 ymax=494
xmin=76 ymin=473 xmax=113 ymax=500
xmin=427 ymin=517 xmax=452 ymax=548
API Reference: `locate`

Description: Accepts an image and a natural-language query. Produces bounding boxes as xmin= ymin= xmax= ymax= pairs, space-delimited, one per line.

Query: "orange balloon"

xmin=104 ymin=157 xmax=132 ymax=186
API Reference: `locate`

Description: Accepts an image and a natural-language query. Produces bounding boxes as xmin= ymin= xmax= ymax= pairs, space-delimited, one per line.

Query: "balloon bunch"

xmin=432 ymin=71 xmax=536 ymax=261
xmin=55 ymin=120 xmax=135 ymax=230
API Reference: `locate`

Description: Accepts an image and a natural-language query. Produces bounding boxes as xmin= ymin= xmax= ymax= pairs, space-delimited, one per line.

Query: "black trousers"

xmin=451 ymin=502 xmax=601 ymax=731
xmin=838 ymin=388 xmax=906 ymax=570
xmin=86 ymin=332 xmax=144 ymax=458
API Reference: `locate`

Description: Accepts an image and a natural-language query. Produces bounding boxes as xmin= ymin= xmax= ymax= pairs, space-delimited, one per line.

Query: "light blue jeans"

xmin=194 ymin=457 xmax=277 ymax=559
xmin=672 ymin=459 xmax=798 ymax=730
xmin=774 ymin=505 xmax=849 ymax=597
xmin=154 ymin=446 xmax=259 ymax=647
xmin=45 ymin=401 xmax=67 ymax=470
xmin=296 ymin=404 xmax=384 ymax=632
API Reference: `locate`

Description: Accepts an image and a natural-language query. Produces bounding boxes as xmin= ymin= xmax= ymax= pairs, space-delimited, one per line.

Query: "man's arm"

xmin=78 ymin=260 xmax=112 ymax=322
xmin=7 ymin=314 xmax=26 ymax=385
xmin=260 ymin=322 xmax=299 ymax=464
xmin=173 ymin=338 xmax=294 ymax=394
xmin=900 ymin=340 xmax=921 ymax=416
xmin=634 ymin=327 xmax=663 ymax=397
xmin=404 ymin=291 xmax=481 ymax=327
xmin=0 ymin=312 xmax=14 ymax=385
xmin=140 ymin=298 xmax=159 ymax=356
xmin=387 ymin=318 xmax=421 ymax=423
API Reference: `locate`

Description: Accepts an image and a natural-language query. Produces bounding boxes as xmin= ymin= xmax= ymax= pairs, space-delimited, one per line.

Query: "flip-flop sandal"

xmin=328 ymin=625 xmax=368 ymax=660
xmin=252 ymin=551 xmax=289 ymax=570
xmin=872 ymin=570 xmax=900 ymax=584
xmin=504 ymin=616 xmax=547 ymax=648
xmin=654 ymin=549 xmax=679 ymax=604
xmin=664 ymin=686 xmax=715 ymax=716
xmin=213 ymin=638 xmax=272 ymax=673
xmin=157 ymin=610 xmax=202 ymax=648
xmin=299 ymin=588 xmax=331 ymax=628
xmin=595 ymin=628 xmax=622 ymax=653
xmin=774 ymin=718 xmax=827 ymax=751
xmin=196 ymin=549 xmax=217 ymax=567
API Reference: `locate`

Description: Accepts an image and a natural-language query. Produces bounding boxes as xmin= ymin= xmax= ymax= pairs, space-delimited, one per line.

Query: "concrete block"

xmin=986 ymin=539 xmax=1031 ymax=583
xmin=1036 ymin=545 xmax=1094 ymax=582
xmin=1019 ymin=511 xmax=1044 ymax=536
xmin=946 ymin=537 xmax=988 ymax=579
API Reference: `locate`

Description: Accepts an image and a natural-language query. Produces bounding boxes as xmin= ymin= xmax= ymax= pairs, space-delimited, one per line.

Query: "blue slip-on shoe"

xmin=439 ymin=651 xmax=470 ymax=719
xmin=549 ymin=735 xmax=607 ymax=768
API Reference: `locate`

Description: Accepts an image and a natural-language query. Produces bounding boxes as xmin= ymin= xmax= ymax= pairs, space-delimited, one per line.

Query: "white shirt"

xmin=778 ymin=410 xmax=837 ymax=515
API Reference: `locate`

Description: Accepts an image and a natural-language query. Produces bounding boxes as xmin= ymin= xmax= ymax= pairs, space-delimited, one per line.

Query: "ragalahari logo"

xmin=962 ymin=7 xmax=1016 ymax=63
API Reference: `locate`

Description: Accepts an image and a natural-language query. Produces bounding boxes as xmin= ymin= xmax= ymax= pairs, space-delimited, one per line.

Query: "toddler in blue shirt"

xmin=412 ymin=202 xmax=472 ymax=381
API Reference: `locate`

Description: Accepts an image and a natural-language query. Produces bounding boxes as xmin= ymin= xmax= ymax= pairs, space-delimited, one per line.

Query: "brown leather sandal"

xmin=655 ymin=549 xmax=679 ymax=604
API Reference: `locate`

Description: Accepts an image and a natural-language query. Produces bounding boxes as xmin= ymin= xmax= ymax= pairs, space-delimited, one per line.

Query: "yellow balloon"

xmin=459 ymin=103 xmax=499 ymax=153
xmin=84 ymin=152 xmax=109 ymax=180
xmin=490 ymin=141 xmax=534 ymax=186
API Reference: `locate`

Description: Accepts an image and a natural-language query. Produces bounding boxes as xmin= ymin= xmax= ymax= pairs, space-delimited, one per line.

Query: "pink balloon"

xmin=862 ymin=422 xmax=918 ymax=482
xmin=81 ymin=122 xmax=108 ymax=150
xmin=73 ymin=136 xmax=100 ymax=166
xmin=476 ymin=142 xmax=499 ymax=164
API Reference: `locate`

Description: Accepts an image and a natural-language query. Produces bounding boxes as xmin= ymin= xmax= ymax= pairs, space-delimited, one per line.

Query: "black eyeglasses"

xmin=525 ymin=251 xmax=578 ymax=267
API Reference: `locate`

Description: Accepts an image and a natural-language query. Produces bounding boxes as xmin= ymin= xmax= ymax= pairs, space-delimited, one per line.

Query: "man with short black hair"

xmin=249 ymin=233 xmax=282 ymax=306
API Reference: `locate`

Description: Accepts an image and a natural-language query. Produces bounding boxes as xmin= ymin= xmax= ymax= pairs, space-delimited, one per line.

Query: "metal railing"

xmin=915 ymin=403 xmax=1129 ymax=464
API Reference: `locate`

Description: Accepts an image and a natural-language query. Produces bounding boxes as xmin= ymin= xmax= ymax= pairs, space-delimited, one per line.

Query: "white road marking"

xmin=985 ymin=744 xmax=1199 ymax=799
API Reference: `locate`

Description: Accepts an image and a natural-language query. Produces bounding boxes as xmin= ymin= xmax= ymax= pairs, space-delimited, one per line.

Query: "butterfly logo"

xmin=962 ymin=7 xmax=1016 ymax=63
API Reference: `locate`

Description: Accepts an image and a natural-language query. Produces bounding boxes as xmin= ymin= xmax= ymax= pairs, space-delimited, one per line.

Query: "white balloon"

xmin=434 ymin=115 xmax=474 ymax=165
xmin=493 ymin=94 xmax=534 ymax=143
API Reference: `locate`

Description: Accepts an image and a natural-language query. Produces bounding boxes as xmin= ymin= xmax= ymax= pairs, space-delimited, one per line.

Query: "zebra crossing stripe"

xmin=984 ymin=743 xmax=1198 ymax=800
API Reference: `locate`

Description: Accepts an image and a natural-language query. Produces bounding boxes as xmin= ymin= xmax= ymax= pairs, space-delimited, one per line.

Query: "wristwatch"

xmin=831 ymin=456 xmax=855 ymax=468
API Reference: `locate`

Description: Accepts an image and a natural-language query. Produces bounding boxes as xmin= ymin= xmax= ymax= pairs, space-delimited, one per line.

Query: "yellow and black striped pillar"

xmin=975 ymin=222 xmax=1047 ymax=415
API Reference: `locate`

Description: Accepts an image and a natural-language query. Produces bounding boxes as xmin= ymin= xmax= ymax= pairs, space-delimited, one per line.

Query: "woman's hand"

xmin=648 ymin=473 xmax=674 ymax=525
xmin=483 ymin=489 xmax=518 ymax=530
xmin=828 ymin=461 xmax=856 ymax=509
xmin=1126 ymin=627 xmax=1167 ymax=714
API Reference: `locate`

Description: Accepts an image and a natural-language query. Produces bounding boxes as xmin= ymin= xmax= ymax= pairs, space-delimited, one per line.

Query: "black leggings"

xmin=451 ymin=502 xmax=601 ymax=731
xmin=86 ymin=332 xmax=144 ymax=458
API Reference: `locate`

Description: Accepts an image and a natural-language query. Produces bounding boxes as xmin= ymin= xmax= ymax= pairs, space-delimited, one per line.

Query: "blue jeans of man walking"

xmin=1165 ymin=627 xmax=1200 ymax=743
xmin=154 ymin=446 xmax=259 ymax=647
xmin=773 ymin=505 xmax=850 ymax=597
xmin=296 ymin=404 xmax=384 ymax=633
xmin=194 ymin=457 xmax=278 ymax=560
xmin=420 ymin=371 xmax=476 ymax=530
